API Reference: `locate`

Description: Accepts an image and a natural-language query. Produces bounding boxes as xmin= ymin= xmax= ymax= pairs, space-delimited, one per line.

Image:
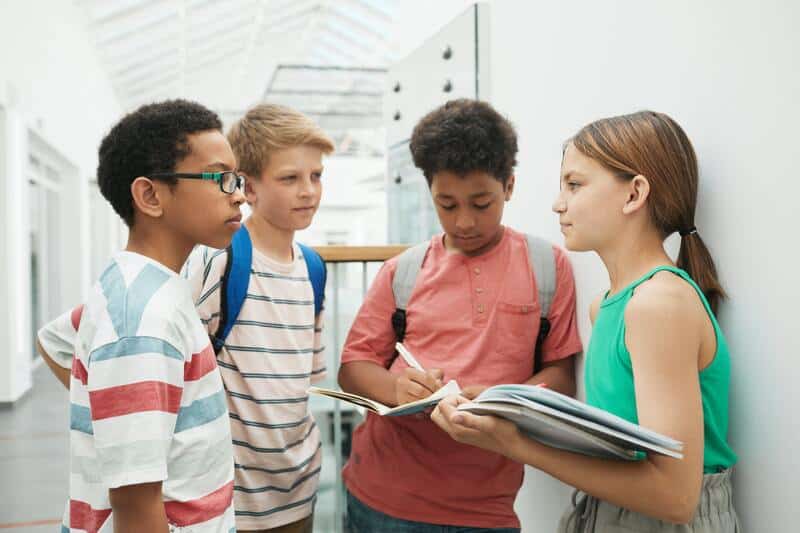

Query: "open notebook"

xmin=459 ymin=384 xmax=684 ymax=460
xmin=308 ymin=380 xmax=461 ymax=416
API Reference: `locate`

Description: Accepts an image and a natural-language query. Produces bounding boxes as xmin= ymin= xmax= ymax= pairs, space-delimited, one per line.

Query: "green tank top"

xmin=585 ymin=265 xmax=737 ymax=473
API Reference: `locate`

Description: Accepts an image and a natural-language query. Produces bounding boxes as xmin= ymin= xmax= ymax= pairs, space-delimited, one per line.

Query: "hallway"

xmin=0 ymin=364 xmax=69 ymax=531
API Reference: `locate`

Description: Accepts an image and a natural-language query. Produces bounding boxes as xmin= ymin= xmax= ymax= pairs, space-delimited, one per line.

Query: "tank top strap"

xmin=631 ymin=265 xmax=721 ymax=329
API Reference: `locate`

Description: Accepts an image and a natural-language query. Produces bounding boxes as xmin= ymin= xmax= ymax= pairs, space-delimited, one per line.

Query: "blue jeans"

xmin=345 ymin=490 xmax=520 ymax=533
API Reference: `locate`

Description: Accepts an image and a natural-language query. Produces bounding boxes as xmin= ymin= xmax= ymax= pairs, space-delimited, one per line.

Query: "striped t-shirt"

xmin=183 ymin=242 xmax=326 ymax=530
xmin=40 ymin=251 xmax=235 ymax=533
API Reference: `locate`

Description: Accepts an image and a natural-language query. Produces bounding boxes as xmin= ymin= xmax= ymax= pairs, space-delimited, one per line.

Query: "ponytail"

xmin=677 ymin=232 xmax=726 ymax=314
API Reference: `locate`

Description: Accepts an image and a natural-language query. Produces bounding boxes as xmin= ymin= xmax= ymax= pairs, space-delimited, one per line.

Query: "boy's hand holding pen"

xmin=394 ymin=343 xmax=445 ymax=405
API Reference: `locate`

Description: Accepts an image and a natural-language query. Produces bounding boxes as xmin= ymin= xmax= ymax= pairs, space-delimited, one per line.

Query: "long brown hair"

xmin=570 ymin=110 xmax=725 ymax=312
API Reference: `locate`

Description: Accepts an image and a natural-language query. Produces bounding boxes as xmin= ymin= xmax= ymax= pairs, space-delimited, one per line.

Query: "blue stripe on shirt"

xmin=197 ymin=280 xmax=221 ymax=306
xmin=233 ymin=467 xmax=320 ymax=494
xmin=235 ymin=494 xmax=317 ymax=517
xmin=175 ymin=389 xmax=227 ymax=433
xmin=245 ymin=294 xmax=312 ymax=305
xmin=229 ymin=412 xmax=309 ymax=429
xmin=227 ymin=391 xmax=308 ymax=404
xmin=231 ymin=423 xmax=316 ymax=454
xmin=233 ymin=319 xmax=314 ymax=330
xmin=70 ymin=404 xmax=93 ymax=435
xmin=251 ymin=270 xmax=309 ymax=282
xmin=235 ymin=444 xmax=321 ymax=475
xmin=100 ymin=262 xmax=170 ymax=337
xmin=216 ymin=360 xmax=314 ymax=379
xmin=90 ymin=336 xmax=183 ymax=363
xmin=224 ymin=345 xmax=314 ymax=355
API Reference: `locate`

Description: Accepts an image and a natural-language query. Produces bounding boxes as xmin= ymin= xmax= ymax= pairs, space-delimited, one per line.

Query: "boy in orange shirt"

xmin=338 ymin=99 xmax=583 ymax=531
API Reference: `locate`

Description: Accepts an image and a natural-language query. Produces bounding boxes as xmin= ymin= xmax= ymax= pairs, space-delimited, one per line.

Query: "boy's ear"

xmin=621 ymin=174 xmax=651 ymax=215
xmin=130 ymin=177 xmax=165 ymax=219
xmin=504 ymin=175 xmax=516 ymax=201
xmin=242 ymin=173 xmax=258 ymax=205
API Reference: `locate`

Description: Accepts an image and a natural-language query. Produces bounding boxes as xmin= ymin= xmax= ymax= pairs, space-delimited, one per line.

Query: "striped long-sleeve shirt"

xmin=45 ymin=251 xmax=236 ymax=533
xmin=183 ymin=242 xmax=326 ymax=530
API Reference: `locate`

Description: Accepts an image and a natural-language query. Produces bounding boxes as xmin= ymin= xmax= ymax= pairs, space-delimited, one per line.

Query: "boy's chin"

xmin=200 ymin=229 xmax=237 ymax=250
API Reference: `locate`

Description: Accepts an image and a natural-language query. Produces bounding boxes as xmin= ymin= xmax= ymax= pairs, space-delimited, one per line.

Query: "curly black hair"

xmin=97 ymin=99 xmax=223 ymax=226
xmin=409 ymin=99 xmax=518 ymax=186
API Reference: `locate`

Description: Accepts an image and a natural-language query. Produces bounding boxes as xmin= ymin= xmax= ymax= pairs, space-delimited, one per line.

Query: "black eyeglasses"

xmin=149 ymin=171 xmax=245 ymax=194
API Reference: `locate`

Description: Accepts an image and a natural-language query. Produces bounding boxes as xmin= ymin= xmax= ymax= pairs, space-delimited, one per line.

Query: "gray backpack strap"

xmin=525 ymin=234 xmax=556 ymax=318
xmin=391 ymin=242 xmax=430 ymax=310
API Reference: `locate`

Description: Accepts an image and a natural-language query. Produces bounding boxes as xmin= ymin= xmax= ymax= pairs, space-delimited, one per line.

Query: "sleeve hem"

xmin=541 ymin=343 xmax=583 ymax=364
xmin=105 ymin=465 xmax=169 ymax=489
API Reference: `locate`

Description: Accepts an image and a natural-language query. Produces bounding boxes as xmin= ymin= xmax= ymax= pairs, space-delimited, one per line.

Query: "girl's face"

xmin=552 ymin=143 xmax=632 ymax=252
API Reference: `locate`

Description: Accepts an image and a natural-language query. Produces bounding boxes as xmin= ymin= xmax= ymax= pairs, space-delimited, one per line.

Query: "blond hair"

xmin=227 ymin=104 xmax=334 ymax=178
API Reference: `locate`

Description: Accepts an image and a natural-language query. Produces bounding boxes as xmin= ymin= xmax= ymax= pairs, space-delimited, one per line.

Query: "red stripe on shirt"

xmin=71 ymin=358 xmax=88 ymax=386
xmin=70 ymin=304 xmax=85 ymax=331
xmin=164 ymin=480 xmax=233 ymax=527
xmin=90 ymin=381 xmax=182 ymax=421
xmin=69 ymin=499 xmax=111 ymax=533
xmin=184 ymin=344 xmax=217 ymax=382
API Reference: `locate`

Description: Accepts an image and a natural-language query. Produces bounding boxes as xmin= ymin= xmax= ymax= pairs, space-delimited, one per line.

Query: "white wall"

xmin=290 ymin=154 xmax=388 ymax=248
xmin=0 ymin=1 xmax=121 ymax=401
xmin=486 ymin=1 xmax=799 ymax=530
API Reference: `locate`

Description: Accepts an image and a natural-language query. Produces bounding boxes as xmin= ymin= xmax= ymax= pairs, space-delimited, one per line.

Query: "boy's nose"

xmin=297 ymin=176 xmax=315 ymax=197
xmin=552 ymin=196 xmax=566 ymax=213
xmin=231 ymin=186 xmax=246 ymax=204
xmin=455 ymin=214 xmax=476 ymax=231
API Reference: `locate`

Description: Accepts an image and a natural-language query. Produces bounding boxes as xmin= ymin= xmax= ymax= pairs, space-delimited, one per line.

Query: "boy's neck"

xmin=125 ymin=226 xmax=194 ymax=274
xmin=245 ymin=215 xmax=296 ymax=263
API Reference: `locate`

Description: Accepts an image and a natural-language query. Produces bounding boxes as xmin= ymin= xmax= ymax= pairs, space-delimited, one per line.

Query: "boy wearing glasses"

xmin=37 ymin=100 xmax=245 ymax=532
xmin=39 ymin=103 xmax=332 ymax=533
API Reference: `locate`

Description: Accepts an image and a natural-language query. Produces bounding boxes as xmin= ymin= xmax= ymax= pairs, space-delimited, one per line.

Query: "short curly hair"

xmin=97 ymin=99 xmax=223 ymax=226
xmin=409 ymin=99 xmax=518 ymax=186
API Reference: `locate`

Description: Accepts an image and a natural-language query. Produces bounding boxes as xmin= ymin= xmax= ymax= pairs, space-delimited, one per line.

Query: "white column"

xmin=0 ymin=106 xmax=32 ymax=402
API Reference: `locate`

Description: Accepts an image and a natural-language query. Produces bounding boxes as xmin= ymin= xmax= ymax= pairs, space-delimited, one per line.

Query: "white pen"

xmin=395 ymin=342 xmax=425 ymax=372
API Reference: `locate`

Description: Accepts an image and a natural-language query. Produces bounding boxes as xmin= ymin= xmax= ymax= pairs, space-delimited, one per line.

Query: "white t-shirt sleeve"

xmin=37 ymin=306 xmax=81 ymax=369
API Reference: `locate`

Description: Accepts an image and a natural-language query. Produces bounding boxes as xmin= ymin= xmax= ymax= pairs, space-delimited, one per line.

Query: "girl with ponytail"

xmin=433 ymin=111 xmax=740 ymax=532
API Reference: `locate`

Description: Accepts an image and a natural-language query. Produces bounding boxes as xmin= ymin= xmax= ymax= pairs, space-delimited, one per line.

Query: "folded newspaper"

xmin=458 ymin=384 xmax=684 ymax=460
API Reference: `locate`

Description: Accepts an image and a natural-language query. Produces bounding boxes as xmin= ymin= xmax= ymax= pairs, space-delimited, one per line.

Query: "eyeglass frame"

xmin=148 ymin=171 xmax=245 ymax=194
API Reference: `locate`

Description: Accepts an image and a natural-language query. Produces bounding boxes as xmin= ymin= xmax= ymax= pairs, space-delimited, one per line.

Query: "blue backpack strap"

xmin=298 ymin=243 xmax=326 ymax=317
xmin=212 ymin=226 xmax=252 ymax=354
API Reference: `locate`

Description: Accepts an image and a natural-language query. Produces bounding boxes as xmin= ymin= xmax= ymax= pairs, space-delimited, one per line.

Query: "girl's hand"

xmin=431 ymin=395 xmax=521 ymax=456
xmin=460 ymin=384 xmax=489 ymax=399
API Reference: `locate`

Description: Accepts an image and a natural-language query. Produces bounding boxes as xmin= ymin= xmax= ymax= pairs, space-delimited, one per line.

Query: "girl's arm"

xmin=433 ymin=278 xmax=706 ymax=524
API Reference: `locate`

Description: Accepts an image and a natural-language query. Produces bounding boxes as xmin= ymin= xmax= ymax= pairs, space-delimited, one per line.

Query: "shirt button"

xmin=477 ymin=303 xmax=485 ymax=313
xmin=476 ymin=287 xmax=483 ymax=294
xmin=474 ymin=267 xmax=481 ymax=275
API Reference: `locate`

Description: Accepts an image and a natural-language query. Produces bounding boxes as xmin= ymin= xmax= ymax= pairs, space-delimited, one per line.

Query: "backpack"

xmin=390 ymin=234 xmax=556 ymax=372
xmin=210 ymin=225 xmax=327 ymax=354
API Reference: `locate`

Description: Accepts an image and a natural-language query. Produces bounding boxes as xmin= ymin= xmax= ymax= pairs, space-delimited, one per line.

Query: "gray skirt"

xmin=557 ymin=469 xmax=740 ymax=533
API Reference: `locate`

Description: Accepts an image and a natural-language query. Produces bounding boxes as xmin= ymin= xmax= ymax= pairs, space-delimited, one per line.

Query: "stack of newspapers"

xmin=459 ymin=384 xmax=684 ymax=460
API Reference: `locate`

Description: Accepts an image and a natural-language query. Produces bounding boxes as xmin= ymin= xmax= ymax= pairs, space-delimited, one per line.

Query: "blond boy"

xmin=183 ymin=104 xmax=335 ymax=532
